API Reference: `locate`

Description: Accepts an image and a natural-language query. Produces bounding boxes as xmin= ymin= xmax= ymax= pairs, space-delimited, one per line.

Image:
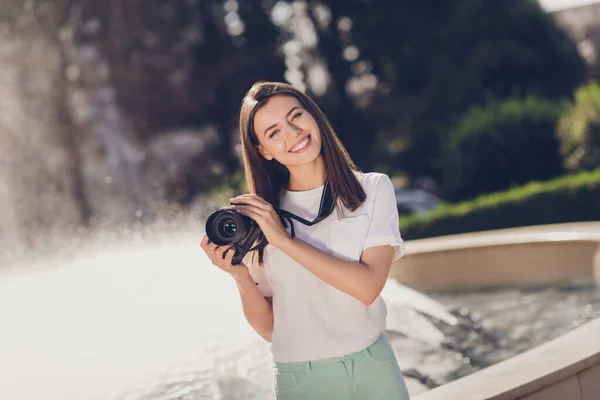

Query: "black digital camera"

xmin=205 ymin=205 xmax=264 ymax=265
xmin=205 ymin=178 xmax=334 ymax=265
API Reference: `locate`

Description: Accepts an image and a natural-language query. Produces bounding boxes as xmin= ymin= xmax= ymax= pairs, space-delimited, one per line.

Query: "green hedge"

xmin=399 ymin=168 xmax=600 ymax=240
xmin=439 ymin=95 xmax=566 ymax=202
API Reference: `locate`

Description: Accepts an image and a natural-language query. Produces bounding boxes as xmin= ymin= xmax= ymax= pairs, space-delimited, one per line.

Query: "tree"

xmin=79 ymin=0 xmax=287 ymax=201
xmin=321 ymin=0 xmax=587 ymax=181
xmin=558 ymin=80 xmax=600 ymax=171
xmin=0 ymin=0 xmax=92 ymax=252
xmin=439 ymin=96 xmax=566 ymax=201
xmin=304 ymin=0 xmax=375 ymax=170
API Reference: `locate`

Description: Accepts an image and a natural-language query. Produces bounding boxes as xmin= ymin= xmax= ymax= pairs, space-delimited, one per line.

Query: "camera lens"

xmin=205 ymin=209 xmax=249 ymax=246
xmin=220 ymin=219 xmax=237 ymax=238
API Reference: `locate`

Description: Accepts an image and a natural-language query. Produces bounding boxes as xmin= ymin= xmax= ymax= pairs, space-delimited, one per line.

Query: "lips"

xmin=288 ymin=135 xmax=311 ymax=153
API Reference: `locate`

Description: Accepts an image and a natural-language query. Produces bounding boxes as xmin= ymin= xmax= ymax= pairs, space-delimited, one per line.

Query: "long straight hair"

xmin=238 ymin=81 xmax=366 ymax=264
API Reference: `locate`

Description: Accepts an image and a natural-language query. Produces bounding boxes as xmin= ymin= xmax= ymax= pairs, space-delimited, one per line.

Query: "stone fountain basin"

xmin=390 ymin=222 xmax=600 ymax=400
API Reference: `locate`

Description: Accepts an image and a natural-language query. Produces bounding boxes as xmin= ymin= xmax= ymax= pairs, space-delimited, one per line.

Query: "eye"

xmin=292 ymin=112 xmax=302 ymax=120
xmin=269 ymin=129 xmax=280 ymax=138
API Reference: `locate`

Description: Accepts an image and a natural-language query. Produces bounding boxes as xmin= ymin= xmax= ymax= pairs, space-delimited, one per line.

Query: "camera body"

xmin=205 ymin=178 xmax=332 ymax=264
xmin=205 ymin=206 xmax=263 ymax=265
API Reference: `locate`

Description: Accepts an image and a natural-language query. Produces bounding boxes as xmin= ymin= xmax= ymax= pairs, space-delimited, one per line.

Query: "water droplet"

xmin=337 ymin=17 xmax=353 ymax=32
xmin=223 ymin=0 xmax=238 ymax=12
xmin=66 ymin=65 xmax=81 ymax=82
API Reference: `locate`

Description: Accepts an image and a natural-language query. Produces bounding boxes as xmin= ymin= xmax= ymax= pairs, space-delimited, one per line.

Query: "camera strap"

xmin=248 ymin=178 xmax=334 ymax=251
xmin=278 ymin=177 xmax=334 ymax=235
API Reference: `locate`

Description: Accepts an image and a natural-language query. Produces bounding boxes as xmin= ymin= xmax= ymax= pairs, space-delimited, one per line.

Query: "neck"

xmin=286 ymin=156 xmax=326 ymax=191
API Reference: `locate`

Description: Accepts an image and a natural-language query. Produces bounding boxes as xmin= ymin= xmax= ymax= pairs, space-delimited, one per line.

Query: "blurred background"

xmin=2 ymin=0 xmax=600 ymax=262
xmin=1 ymin=1 xmax=600 ymax=399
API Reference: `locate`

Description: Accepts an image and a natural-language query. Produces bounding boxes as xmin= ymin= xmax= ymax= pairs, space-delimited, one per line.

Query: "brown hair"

xmin=239 ymin=81 xmax=366 ymax=265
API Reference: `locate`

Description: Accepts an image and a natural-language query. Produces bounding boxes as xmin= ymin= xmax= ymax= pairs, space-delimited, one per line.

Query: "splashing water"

xmin=0 ymin=231 xmax=459 ymax=400
xmin=0 ymin=233 xmax=268 ymax=399
xmin=3 ymin=230 xmax=598 ymax=399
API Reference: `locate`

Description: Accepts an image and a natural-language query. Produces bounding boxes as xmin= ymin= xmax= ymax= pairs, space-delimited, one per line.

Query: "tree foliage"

xmin=558 ymin=80 xmax=600 ymax=171
xmin=323 ymin=0 xmax=586 ymax=179
xmin=439 ymin=96 xmax=566 ymax=201
xmin=77 ymin=0 xmax=588 ymax=186
xmin=0 ymin=0 xmax=590 ymax=244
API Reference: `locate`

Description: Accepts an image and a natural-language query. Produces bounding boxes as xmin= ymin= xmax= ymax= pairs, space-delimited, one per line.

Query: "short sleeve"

xmin=363 ymin=174 xmax=406 ymax=262
xmin=243 ymin=252 xmax=273 ymax=297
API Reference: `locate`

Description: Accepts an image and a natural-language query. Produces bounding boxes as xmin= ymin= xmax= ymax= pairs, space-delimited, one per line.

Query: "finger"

xmin=200 ymin=234 xmax=209 ymax=249
xmin=232 ymin=193 xmax=264 ymax=201
xmin=238 ymin=194 xmax=269 ymax=206
xmin=223 ymin=246 xmax=235 ymax=265
xmin=216 ymin=246 xmax=234 ymax=269
xmin=232 ymin=207 xmax=263 ymax=222
xmin=231 ymin=204 xmax=264 ymax=216
xmin=215 ymin=244 xmax=231 ymax=259
xmin=230 ymin=195 xmax=271 ymax=210
xmin=206 ymin=242 xmax=219 ymax=252
xmin=201 ymin=238 xmax=218 ymax=258
xmin=206 ymin=243 xmax=221 ymax=261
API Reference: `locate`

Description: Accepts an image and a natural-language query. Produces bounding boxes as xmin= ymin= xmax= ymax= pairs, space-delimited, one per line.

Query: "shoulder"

xmin=348 ymin=171 xmax=396 ymax=216
xmin=354 ymin=171 xmax=394 ymax=194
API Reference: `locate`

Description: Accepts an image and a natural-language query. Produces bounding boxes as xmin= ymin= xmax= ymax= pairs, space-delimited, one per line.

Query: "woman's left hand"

xmin=230 ymin=194 xmax=291 ymax=248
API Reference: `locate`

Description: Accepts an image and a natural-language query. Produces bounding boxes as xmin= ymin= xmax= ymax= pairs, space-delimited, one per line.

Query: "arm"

xmin=200 ymin=234 xmax=274 ymax=342
xmin=230 ymin=174 xmax=404 ymax=306
xmin=233 ymin=268 xmax=274 ymax=342
xmin=280 ymin=175 xmax=404 ymax=304
xmin=277 ymin=238 xmax=394 ymax=305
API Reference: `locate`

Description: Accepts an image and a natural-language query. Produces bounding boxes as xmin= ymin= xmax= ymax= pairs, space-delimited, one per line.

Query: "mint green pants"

xmin=273 ymin=333 xmax=411 ymax=399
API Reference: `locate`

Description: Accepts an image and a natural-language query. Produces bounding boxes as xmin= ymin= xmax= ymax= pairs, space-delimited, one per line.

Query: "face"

xmin=253 ymin=95 xmax=322 ymax=167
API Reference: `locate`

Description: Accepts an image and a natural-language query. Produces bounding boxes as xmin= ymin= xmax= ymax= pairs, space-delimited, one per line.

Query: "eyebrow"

xmin=263 ymin=106 xmax=301 ymax=136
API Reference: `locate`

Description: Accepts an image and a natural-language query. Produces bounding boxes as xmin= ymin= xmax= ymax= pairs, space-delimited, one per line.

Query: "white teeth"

xmin=290 ymin=136 xmax=309 ymax=152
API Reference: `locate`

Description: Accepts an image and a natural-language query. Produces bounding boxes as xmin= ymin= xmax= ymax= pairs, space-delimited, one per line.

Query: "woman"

xmin=200 ymin=81 xmax=411 ymax=399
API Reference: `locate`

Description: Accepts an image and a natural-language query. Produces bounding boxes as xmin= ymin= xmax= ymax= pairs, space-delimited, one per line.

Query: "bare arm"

xmin=234 ymin=268 xmax=274 ymax=342
xmin=278 ymin=238 xmax=395 ymax=305
xmin=230 ymin=190 xmax=398 ymax=306
xmin=200 ymin=234 xmax=274 ymax=342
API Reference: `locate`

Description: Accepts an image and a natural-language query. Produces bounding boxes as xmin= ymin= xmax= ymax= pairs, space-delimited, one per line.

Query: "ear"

xmin=256 ymin=145 xmax=274 ymax=161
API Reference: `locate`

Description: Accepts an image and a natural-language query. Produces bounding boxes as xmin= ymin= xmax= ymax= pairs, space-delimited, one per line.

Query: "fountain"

xmin=399 ymin=222 xmax=600 ymax=400
xmin=1 ymin=10 xmax=597 ymax=397
xmin=0 ymin=222 xmax=598 ymax=399
xmin=0 ymin=229 xmax=468 ymax=399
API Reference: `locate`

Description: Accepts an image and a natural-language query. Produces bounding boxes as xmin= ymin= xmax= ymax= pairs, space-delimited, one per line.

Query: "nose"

xmin=286 ymin=123 xmax=304 ymax=149
xmin=284 ymin=121 xmax=302 ymax=142
xmin=288 ymin=119 xmax=302 ymax=133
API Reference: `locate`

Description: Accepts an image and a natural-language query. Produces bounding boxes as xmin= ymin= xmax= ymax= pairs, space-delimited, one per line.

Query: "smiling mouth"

xmin=289 ymin=135 xmax=311 ymax=153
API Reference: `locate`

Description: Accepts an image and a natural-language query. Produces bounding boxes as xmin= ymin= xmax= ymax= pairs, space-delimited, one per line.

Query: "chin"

xmin=289 ymin=150 xmax=322 ymax=166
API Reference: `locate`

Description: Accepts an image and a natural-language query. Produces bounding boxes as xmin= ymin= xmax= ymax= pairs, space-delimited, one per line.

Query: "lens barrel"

xmin=205 ymin=208 xmax=250 ymax=246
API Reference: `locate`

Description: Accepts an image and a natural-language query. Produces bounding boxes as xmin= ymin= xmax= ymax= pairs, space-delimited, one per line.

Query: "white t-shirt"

xmin=246 ymin=171 xmax=406 ymax=363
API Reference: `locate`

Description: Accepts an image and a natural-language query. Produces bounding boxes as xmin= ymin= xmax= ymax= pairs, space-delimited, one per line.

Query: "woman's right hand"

xmin=200 ymin=234 xmax=249 ymax=280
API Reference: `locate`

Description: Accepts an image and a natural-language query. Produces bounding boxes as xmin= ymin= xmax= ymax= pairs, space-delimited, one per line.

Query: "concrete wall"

xmin=412 ymin=317 xmax=600 ymax=400
xmin=392 ymin=222 xmax=600 ymax=292
xmin=390 ymin=222 xmax=600 ymax=400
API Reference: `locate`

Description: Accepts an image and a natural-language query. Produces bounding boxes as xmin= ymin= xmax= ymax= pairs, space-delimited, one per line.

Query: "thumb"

xmin=223 ymin=246 xmax=236 ymax=265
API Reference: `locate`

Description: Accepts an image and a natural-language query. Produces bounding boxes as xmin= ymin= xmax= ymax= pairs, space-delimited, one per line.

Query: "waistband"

xmin=273 ymin=333 xmax=385 ymax=372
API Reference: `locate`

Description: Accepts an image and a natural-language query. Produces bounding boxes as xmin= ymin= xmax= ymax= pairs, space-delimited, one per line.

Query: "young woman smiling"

xmin=200 ymin=81 xmax=411 ymax=399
